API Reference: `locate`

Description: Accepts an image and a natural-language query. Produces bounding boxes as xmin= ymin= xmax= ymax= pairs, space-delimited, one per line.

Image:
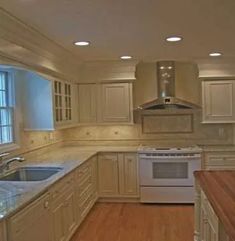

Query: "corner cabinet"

xmin=202 ymin=80 xmax=235 ymax=123
xmin=78 ymin=82 xmax=133 ymax=124
xmin=78 ymin=84 xmax=97 ymax=123
xmin=21 ymin=70 xmax=78 ymax=130
xmin=98 ymin=152 xmax=139 ymax=198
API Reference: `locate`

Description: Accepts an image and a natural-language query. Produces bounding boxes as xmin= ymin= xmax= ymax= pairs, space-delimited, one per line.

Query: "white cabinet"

xmin=195 ymin=184 xmax=229 ymax=241
xmin=76 ymin=156 xmax=98 ymax=224
xmin=7 ymin=192 xmax=52 ymax=241
xmin=100 ymin=83 xmax=133 ymax=123
xmin=98 ymin=152 xmax=139 ymax=198
xmin=98 ymin=153 xmax=119 ymax=196
xmin=200 ymin=191 xmax=219 ymax=241
xmin=21 ymin=69 xmax=78 ymax=130
xmin=51 ymin=173 xmax=76 ymax=241
xmin=78 ymin=82 xmax=133 ymax=124
xmin=202 ymin=80 xmax=235 ymax=123
xmin=119 ymin=153 xmax=139 ymax=196
xmin=78 ymin=84 xmax=97 ymax=123
xmin=204 ymin=152 xmax=235 ymax=170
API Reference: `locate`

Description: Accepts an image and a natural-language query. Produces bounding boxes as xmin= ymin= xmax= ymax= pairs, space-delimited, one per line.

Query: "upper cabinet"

xmin=78 ymin=84 xmax=97 ymax=123
xmin=20 ymin=70 xmax=78 ymax=130
xmin=53 ymin=80 xmax=78 ymax=127
xmin=202 ymin=80 xmax=235 ymax=123
xmin=100 ymin=83 xmax=132 ymax=123
xmin=78 ymin=82 xmax=133 ymax=124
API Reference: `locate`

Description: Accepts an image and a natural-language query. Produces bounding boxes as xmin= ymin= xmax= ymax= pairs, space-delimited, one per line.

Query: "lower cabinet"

xmin=7 ymin=192 xmax=52 ymax=241
xmin=76 ymin=156 xmax=98 ymax=224
xmin=204 ymin=152 xmax=235 ymax=170
xmin=51 ymin=173 xmax=77 ymax=241
xmin=98 ymin=152 xmax=139 ymax=198
xmin=5 ymin=151 xmax=138 ymax=241
xmin=200 ymin=191 xmax=219 ymax=241
xmin=195 ymin=184 xmax=229 ymax=241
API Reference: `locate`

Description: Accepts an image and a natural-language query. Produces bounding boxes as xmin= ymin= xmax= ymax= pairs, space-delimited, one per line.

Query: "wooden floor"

xmin=71 ymin=203 xmax=194 ymax=241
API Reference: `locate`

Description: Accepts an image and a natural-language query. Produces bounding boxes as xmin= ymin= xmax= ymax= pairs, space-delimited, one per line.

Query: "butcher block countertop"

xmin=194 ymin=171 xmax=235 ymax=241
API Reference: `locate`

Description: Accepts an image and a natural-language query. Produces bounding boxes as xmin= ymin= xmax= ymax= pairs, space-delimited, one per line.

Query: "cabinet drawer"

xmin=205 ymin=154 xmax=235 ymax=169
xmin=8 ymin=192 xmax=50 ymax=236
xmin=79 ymin=192 xmax=96 ymax=218
xmin=78 ymin=182 xmax=93 ymax=202
xmin=77 ymin=161 xmax=92 ymax=182
xmin=51 ymin=173 xmax=75 ymax=200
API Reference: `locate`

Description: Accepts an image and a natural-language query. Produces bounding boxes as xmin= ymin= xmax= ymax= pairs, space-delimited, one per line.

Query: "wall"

xmin=63 ymin=111 xmax=233 ymax=146
xmin=5 ymin=68 xmax=63 ymax=157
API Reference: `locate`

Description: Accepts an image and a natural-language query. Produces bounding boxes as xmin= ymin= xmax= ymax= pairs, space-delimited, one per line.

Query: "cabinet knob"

xmin=44 ymin=201 xmax=49 ymax=209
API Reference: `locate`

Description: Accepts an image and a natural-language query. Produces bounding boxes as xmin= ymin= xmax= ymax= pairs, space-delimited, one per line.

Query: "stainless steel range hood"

xmin=138 ymin=61 xmax=199 ymax=110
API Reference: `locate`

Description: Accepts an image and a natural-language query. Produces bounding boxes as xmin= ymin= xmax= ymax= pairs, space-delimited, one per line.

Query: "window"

xmin=0 ymin=71 xmax=14 ymax=146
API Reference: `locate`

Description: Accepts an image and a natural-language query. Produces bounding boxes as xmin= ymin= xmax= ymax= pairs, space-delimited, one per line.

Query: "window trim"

xmin=0 ymin=69 xmax=20 ymax=152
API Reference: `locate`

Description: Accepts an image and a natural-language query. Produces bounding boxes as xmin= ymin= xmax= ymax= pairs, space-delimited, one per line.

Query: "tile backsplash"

xmin=63 ymin=110 xmax=233 ymax=146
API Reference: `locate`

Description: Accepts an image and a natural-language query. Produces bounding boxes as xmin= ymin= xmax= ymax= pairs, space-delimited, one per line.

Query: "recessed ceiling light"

xmin=74 ymin=41 xmax=90 ymax=46
xmin=120 ymin=55 xmax=132 ymax=60
xmin=166 ymin=36 xmax=182 ymax=42
xmin=209 ymin=52 xmax=222 ymax=57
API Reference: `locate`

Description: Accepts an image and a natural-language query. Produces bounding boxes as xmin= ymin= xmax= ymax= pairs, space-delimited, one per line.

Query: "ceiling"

xmin=1 ymin=0 xmax=235 ymax=62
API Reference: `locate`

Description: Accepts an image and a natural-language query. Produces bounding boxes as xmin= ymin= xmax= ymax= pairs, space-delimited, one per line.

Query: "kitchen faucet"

xmin=0 ymin=153 xmax=25 ymax=174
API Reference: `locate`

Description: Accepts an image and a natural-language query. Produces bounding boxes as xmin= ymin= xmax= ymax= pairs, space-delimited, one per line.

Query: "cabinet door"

xmin=98 ymin=153 xmax=119 ymax=196
xmin=63 ymin=190 xmax=77 ymax=237
xmin=100 ymin=83 xmax=132 ymax=123
xmin=119 ymin=153 xmax=139 ymax=197
xmin=200 ymin=192 xmax=219 ymax=241
xmin=202 ymin=80 xmax=235 ymax=123
xmin=78 ymin=84 xmax=97 ymax=123
xmin=54 ymin=80 xmax=76 ymax=126
xmin=52 ymin=201 xmax=66 ymax=241
xmin=8 ymin=193 xmax=52 ymax=241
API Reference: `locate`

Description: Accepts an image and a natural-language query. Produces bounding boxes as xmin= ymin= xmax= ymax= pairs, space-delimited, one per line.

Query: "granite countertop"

xmin=0 ymin=145 xmax=138 ymax=221
xmin=194 ymin=171 xmax=235 ymax=241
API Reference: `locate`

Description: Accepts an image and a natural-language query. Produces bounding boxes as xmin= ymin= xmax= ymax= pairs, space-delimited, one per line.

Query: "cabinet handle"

xmin=44 ymin=201 xmax=49 ymax=209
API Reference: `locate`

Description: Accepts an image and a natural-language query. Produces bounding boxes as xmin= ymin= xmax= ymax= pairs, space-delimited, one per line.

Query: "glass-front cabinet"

xmin=54 ymin=81 xmax=72 ymax=125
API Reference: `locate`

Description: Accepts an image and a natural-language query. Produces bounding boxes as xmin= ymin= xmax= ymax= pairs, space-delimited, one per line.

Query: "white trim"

xmin=0 ymin=143 xmax=20 ymax=152
xmin=0 ymin=68 xmax=21 ymax=152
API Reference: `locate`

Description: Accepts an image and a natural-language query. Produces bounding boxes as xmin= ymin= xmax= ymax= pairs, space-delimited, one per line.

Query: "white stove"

xmin=138 ymin=145 xmax=202 ymax=203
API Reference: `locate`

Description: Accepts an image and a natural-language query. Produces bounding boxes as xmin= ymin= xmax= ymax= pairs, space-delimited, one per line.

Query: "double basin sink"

xmin=0 ymin=166 xmax=63 ymax=182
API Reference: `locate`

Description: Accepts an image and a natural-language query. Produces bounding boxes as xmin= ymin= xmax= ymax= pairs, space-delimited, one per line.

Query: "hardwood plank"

xmin=71 ymin=203 xmax=194 ymax=241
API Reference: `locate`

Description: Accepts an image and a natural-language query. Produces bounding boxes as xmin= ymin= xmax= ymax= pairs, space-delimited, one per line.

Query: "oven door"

xmin=139 ymin=157 xmax=201 ymax=186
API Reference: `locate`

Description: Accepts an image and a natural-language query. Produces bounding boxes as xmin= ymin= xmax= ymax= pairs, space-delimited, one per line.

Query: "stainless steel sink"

xmin=0 ymin=166 xmax=63 ymax=181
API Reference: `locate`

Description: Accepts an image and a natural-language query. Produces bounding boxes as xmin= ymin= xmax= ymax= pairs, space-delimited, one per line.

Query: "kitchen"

xmin=0 ymin=1 xmax=235 ymax=241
